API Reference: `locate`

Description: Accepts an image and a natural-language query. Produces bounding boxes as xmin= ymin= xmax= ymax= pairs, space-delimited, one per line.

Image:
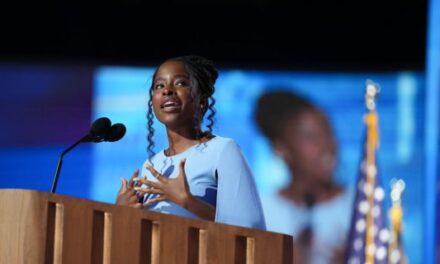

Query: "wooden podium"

xmin=0 ymin=189 xmax=293 ymax=264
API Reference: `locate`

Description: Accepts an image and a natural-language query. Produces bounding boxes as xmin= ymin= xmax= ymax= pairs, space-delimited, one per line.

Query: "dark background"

xmin=1 ymin=0 xmax=427 ymax=71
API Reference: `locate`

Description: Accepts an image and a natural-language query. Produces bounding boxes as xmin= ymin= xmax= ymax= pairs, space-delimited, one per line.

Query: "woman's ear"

xmin=200 ymin=98 xmax=208 ymax=112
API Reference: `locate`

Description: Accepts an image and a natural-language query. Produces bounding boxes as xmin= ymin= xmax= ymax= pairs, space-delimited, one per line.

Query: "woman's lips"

xmin=161 ymin=98 xmax=181 ymax=112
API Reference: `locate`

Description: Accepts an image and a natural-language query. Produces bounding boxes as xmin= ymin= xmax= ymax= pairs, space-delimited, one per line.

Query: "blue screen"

xmin=91 ymin=67 xmax=424 ymax=263
xmin=0 ymin=63 xmax=428 ymax=263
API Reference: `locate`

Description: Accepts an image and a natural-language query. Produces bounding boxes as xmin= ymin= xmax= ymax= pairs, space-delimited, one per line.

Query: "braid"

xmin=194 ymin=101 xmax=204 ymax=139
xmin=205 ymin=96 xmax=216 ymax=135
xmin=146 ymin=96 xmax=155 ymax=160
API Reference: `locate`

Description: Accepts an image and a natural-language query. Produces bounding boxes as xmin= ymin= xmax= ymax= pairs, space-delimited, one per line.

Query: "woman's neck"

xmin=280 ymin=175 xmax=342 ymax=206
xmin=165 ymin=127 xmax=204 ymax=156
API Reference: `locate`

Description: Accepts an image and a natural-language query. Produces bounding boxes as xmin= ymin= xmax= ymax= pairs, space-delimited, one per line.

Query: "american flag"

xmin=344 ymin=82 xmax=390 ymax=264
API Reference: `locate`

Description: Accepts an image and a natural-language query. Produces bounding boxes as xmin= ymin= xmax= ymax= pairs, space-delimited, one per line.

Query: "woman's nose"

xmin=162 ymin=85 xmax=175 ymax=95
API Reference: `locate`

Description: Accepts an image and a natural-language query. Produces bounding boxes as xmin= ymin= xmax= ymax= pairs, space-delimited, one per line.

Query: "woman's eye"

xmin=176 ymin=80 xmax=188 ymax=86
xmin=154 ymin=83 xmax=164 ymax=90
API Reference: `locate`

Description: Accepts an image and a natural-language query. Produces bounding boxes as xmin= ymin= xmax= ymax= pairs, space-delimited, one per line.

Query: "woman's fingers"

xmin=119 ymin=177 xmax=128 ymax=193
xmin=128 ymin=169 xmax=140 ymax=188
xmin=143 ymin=196 xmax=166 ymax=207
xmin=128 ymin=194 xmax=141 ymax=203
xmin=134 ymin=187 xmax=164 ymax=195
xmin=133 ymin=178 xmax=161 ymax=189
xmin=145 ymin=165 xmax=167 ymax=183
xmin=128 ymin=203 xmax=143 ymax=209
xmin=132 ymin=168 xmax=143 ymax=187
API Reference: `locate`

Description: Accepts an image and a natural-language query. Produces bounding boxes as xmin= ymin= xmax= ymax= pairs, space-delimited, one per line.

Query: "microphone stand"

xmin=50 ymin=135 xmax=92 ymax=193
xmin=50 ymin=118 xmax=125 ymax=194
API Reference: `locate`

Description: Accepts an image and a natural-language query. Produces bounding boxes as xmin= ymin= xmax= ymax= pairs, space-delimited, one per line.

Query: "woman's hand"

xmin=136 ymin=159 xmax=191 ymax=208
xmin=135 ymin=159 xmax=215 ymax=221
xmin=134 ymin=159 xmax=215 ymax=221
xmin=135 ymin=158 xmax=215 ymax=220
xmin=116 ymin=169 xmax=143 ymax=209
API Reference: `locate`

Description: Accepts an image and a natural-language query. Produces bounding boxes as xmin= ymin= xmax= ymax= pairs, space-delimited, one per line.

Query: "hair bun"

xmin=181 ymin=55 xmax=218 ymax=86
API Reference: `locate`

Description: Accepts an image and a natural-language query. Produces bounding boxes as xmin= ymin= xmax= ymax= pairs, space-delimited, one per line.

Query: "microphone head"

xmin=105 ymin=123 xmax=126 ymax=142
xmin=81 ymin=117 xmax=112 ymax=143
xmin=90 ymin=117 xmax=111 ymax=139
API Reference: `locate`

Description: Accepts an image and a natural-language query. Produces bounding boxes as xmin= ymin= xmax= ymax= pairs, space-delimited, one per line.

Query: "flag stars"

xmin=374 ymin=187 xmax=385 ymax=201
xmin=353 ymin=238 xmax=363 ymax=251
xmin=376 ymin=246 xmax=387 ymax=261
xmin=358 ymin=200 xmax=370 ymax=214
xmin=379 ymin=228 xmax=390 ymax=243
xmin=356 ymin=218 xmax=366 ymax=232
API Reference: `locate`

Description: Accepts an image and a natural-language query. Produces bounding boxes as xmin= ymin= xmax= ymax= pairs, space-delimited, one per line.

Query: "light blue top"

xmin=261 ymin=188 xmax=354 ymax=264
xmin=141 ymin=136 xmax=266 ymax=230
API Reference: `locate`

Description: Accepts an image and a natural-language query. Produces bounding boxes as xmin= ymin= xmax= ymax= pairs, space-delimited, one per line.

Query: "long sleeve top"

xmin=142 ymin=136 xmax=266 ymax=230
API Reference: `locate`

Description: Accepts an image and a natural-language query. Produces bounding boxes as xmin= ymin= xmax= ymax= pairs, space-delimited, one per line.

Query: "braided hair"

xmin=146 ymin=55 xmax=218 ymax=159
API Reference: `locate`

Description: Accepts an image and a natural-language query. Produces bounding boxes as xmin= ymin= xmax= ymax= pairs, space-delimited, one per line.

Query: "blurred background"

xmin=0 ymin=0 xmax=438 ymax=263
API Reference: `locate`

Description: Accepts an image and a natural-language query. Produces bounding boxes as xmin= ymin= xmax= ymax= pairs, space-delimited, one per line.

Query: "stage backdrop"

xmin=0 ymin=64 xmax=425 ymax=263
xmin=92 ymin=67 xmax=424 ymax=263
xmin=0 ymin=64 xmax=93 ymax=197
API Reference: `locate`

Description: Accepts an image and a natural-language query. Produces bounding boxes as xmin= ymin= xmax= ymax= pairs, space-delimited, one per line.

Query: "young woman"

xmin=255 ymin=90 xmax=353 ymax=263
xmin=116 ymin=55 xmax=266 ymax=230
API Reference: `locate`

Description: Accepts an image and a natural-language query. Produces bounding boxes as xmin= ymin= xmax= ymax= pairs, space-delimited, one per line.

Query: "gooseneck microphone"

xmin=50 ymin=117 xmax=126 ymax=193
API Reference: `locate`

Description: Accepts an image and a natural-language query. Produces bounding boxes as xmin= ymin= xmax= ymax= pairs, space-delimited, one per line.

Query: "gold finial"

xmin=365 ymin=80 xmax=380 ymax=111
xmin=390 ymin=178 xmax=406 ymax=204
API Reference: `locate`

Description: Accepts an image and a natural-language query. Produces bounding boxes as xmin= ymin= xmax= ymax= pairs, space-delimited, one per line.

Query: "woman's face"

xmin=275 ymin=109 xmax=337 ymax=184
xmin=151 ymin=61 xmax=198 ymax=129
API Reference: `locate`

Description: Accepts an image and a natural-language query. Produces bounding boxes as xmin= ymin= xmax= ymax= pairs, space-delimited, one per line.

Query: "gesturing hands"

xmin=134 ymin=158 xmax=192 ymax=208
xmin=116 ymin=159 xmax=215 ymax=220
xmin=116 ymin=169 xmax=143 ymax=208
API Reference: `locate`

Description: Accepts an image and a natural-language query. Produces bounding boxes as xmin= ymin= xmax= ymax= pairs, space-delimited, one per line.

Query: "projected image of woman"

xmin=255 ymin=90 xmax=353 ymax=263
xmin=116 ymin=55 xmax=266 ymax=230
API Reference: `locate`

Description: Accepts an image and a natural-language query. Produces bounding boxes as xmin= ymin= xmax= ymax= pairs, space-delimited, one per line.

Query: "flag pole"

xmin=388 ymin=179 xmax=407 ymax=264
xmin=364 ymin=80 xmax=380 ymax=264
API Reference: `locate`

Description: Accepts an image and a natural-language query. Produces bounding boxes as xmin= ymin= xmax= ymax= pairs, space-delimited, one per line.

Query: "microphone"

xmin=105 ymin=123 xmax=126 ymax=142
xmin=84 ymin=117 xmax=112 ymax=142
xmin=50 ymin=117 xmax=126 ymax=193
